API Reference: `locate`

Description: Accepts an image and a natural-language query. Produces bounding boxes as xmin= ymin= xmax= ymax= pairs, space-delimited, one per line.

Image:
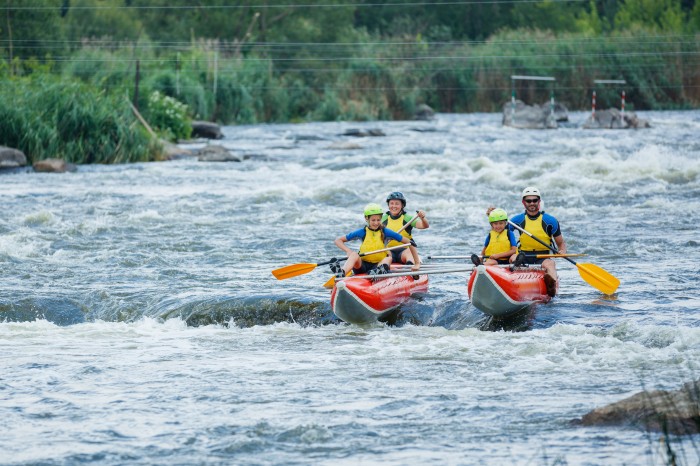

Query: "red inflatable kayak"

xmin=467 ymin=264 xmax=555 ymax=318
xmin=331 ymin=266 xmax=429 ymax=324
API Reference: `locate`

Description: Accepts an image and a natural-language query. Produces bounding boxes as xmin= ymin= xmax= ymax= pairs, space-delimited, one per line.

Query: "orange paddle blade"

xmin=323 ymin=276 xmax=336 ymax=289
xmin=576 ymin=262 xmax=620 ymax=295
xmin=271 ymin=263 xmax=318 ymax=280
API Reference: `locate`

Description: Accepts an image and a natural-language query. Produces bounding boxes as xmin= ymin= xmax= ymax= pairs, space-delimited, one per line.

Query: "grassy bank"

xmin=1 ymin=29 xmax=698 ymax=164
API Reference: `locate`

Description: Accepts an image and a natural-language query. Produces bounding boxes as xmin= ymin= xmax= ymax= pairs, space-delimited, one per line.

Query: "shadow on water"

xmin=478 ymin=306 xmax=538 ymax=332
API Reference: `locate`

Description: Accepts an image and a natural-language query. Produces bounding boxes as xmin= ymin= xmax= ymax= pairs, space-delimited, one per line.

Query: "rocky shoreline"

xmin=575 ymin=379 xmax=700 ymax=435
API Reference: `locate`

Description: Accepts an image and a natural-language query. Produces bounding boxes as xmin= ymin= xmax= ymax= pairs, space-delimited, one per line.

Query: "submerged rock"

xmin=196 ymin=145 xmax=243 ymax=162
xmin=577 ymin=380 xmax=700 ymax=435
xmin=0 ymin=146 xmax=27 ymax=168
xmin=341 ymin=128 xmax=386 ymax=137
xmin=326 ymin=141 xmax=362 ymax=150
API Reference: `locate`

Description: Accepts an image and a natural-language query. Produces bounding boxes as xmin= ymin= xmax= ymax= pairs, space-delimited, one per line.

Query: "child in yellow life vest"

xmin=475 ymin=208 xmax=517 ymax=266
xmin=334 ymin=203 xmax=420 ymax=279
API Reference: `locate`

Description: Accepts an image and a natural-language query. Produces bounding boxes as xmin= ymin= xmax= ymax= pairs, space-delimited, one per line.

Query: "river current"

xmin=2 ymin=111 xmax=699 ymax=465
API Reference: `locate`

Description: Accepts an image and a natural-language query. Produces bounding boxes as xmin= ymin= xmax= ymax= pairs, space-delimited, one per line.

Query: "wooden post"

xmin=213 ymin=47 xmax=218 ymax=98
xmin=133 ymin=59 xmax=140 ymax=110
xmin=176 ymin=52 xmax=180 ymax=96
xmin=6 ymin=2 xmax=13 ymax=76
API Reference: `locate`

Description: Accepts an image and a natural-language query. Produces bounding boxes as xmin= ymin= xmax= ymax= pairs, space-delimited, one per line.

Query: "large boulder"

xmin=191 ymin=120 xmax=223 ymax=139
xmin=414 ymin=104 xmax=435 ymax=121
xmin=576 ymin=380 xmax=700 ymax=435
xmin=0 ymin=146 xmax=27 ymax=168
xmin=582 ymin=108 xmax=651 ymax=129
xmin=502 ymin=100 xmax=557 ymax=129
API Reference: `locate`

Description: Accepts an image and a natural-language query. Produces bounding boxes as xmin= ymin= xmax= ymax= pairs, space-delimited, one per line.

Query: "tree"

xmin=2 ymin=0 xmax=67 ymax=64
xmin=614 ymin=0 xmax=686 ymax=32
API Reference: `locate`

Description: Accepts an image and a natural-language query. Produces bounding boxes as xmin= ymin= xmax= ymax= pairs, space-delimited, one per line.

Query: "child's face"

xmin=491 ymin=220 xmax=507 ymax=232
xmin=366 ymin=214 xmax=383 ymax=229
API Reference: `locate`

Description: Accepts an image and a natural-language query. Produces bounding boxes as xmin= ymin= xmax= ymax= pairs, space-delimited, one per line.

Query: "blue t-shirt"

xmin=345 ymin=227 xmax=404 ymax=244
xmin=509 ymin=212 xmax=561 ymax=238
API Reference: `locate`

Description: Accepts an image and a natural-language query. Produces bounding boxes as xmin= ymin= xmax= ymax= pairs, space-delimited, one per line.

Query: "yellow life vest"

xmin=519 ymin=214 xmax=552 ymax=251
xmin=484 ymin=230 xmax=512 ymax=256
xmin=383 ymin=213 xmax=412 ymax=248
xmin=359 ymin=227 xmax=388 ymax=263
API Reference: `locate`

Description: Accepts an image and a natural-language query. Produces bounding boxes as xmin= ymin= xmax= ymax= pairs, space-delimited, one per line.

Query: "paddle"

xmin=272 ymin=244 xmax=409 ymax=280
xmin=426 ymin=254 xmax=586 ymax=260
xmin=335 ymin=266 xmax=473 ymax=282
xmin=507 ymin=221 xmax=620 ymax=295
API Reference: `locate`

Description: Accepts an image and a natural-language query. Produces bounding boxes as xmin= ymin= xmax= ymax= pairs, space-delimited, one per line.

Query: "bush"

xmin=145 ymin=91 xmax=192 ymax=141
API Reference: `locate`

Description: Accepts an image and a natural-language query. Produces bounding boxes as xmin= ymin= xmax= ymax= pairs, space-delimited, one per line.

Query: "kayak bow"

xmin=467 ymin=264 xmax=554 ymax=318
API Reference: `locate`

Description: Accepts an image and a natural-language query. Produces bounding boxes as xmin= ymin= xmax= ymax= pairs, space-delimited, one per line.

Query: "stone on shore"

xmin=0 ymin=146 xmax=27 ymax=168
xmin=414 ymin=104 xmax=435 ymax=121
xmin=161 ymin=140 xmax=194 ymax=160
xmin=191 ymin=120 xmax=223 ymax=139
xmin=33 ymin=158 xmax=76 ymax=173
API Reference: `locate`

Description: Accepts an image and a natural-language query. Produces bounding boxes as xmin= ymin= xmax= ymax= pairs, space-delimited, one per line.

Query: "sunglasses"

xmin=523 ymin=198 xmax=540 ymax=204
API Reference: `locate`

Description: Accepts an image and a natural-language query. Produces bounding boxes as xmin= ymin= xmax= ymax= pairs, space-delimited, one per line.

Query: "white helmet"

xmin=522 ymin=186 xmax=541 ymax=198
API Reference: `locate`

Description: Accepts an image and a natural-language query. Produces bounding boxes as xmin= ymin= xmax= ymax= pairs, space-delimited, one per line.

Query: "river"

xmin=2 ymin=111 xmax=699 ymax=465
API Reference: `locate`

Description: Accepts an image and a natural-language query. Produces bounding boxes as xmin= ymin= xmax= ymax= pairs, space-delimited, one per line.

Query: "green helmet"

xmin=363 ymin=203 xmax=383 ymax=217
xmin=488 ymin=208 xmax=508 ymax=223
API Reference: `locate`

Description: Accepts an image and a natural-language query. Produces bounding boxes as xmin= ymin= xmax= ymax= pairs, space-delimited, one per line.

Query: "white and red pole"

xmin=592 ymin=90 xmax=596 ymax=117
xmin=621 ymin=90 xmax=626 ymax=116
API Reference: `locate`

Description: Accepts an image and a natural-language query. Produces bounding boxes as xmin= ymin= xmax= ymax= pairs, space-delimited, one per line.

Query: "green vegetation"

xmin=0 ymin=74 xmax=158 ymax=164
xmin=1 ymin=0 xmax=699 ymax=163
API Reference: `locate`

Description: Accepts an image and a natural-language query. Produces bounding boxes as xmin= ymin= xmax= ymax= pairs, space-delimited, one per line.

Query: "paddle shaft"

xmin=395 ymin=211 xmax=423 ymax=234
xmin=338 ymin=266 xmax=472 ymax=280
xmin=273 ymin=244 xmax=410 ymax=280
xmin=426 ymin=254 xmax=585 ymax=260
xmin=360 ymin=243 xmax=409 ymax=257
